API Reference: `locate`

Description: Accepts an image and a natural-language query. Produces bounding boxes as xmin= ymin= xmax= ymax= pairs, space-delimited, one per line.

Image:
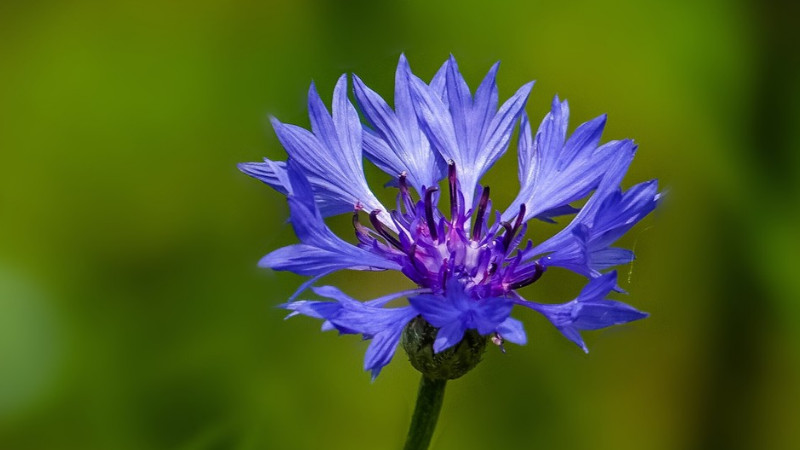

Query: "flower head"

xmin=241 ymin=55 xmax=658 ymax=379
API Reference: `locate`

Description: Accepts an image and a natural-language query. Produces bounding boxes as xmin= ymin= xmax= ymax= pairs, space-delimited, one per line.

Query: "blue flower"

xmin=240 ymin=55 xmax=658 ymax=379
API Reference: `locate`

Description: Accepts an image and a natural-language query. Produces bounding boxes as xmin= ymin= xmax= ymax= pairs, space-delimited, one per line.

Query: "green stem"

xmin=403 ymin=376 xmax=447 ymax=450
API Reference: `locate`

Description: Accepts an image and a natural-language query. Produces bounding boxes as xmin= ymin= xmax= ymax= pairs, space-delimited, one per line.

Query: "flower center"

xmin=353 ymin=161 xmax=544 ymax=297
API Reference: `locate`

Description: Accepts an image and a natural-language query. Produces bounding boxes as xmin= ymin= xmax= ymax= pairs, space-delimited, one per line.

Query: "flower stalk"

xmin=404 ymin=376 xmax=447 ymax=450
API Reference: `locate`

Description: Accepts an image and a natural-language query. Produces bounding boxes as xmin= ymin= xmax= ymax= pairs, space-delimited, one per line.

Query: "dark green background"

xmin=2 ymin=0 xmax=799 ymax=449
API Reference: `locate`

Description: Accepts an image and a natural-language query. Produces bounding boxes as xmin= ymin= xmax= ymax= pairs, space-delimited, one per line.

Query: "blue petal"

xmin=433 ymin=322 xmax=466 ymax=353
xmin=307 ymin=81 xmax=341 ymax=154
xmin=331 ymin=76 xmax=362 ymax=169
xmin=576 ymin=271 xmax=618 ymax=301
xmin=260 ymin=244 xmax=395 ymax=275
xmin=408 ymin=293 xmax=460 ymax=328
xmin=532 ymin=96 xmax=569 ymax=173
xmin=259 ymin=161 xmax=400 ymax=276
xmin=444 ymin=56 xmax=474 ymax=157
xmin=238 ymin=157 xmax=364 ymax=218
xmin=503 ymin=98 xmax=621 ymax=223
xmin=569 ymin=142 xmax=641 ymax=225
xmin=308 ymin=285 xmax=418 ymax=336
xmin=571 ymin=300 xmax=648 ymax=330
xmin=281 ymin=158 xmax=329 ymax=242
xmin=475 ymin=80 xmax=534 ymax=199
xmin=534 ymin=225 xmax=594 ymax=278
xmin=496 ymin=317 xmax=527 ymax=345
xmin=410 ymin=279 xmax=515 ymax=344
xmin=408 ymin=73 xmax=460 ymax=174
xmin=353 ymin=75 xmax=407 ymax=157
xmin=353 ymin=55 xmax=447 ymax=194
xmin=591 ymin=248 xmax=635 ymax=269
xmin=429 ymin=57 xmax=450 ymax=100
xmin=308 ymin=285 xmax=353 ymax=300
xmin=590 ymin=180 xmax=661 ymax=247
xmin=472 ymin=62 xmax=500 ymax=137
xmin=527 ymin=144 xmax=658 ymax=277
xmin=237 ymin=159 xmax=289 ymax=195
xmin=394 ymin=54 xmax=418 ymax=132
xmin=365 ymin=325 xmax=407 ymax=380
xmin=281 ymin=299 xmax=340 ymax=321
xmin=556 ymin=326 xmax=588 ymax=353
xmin=283 ymin=286 xmax=418 ymax=378
xmin=545 ymin=179 xmax=658 ymax=276
xmin=474 ymin=298 xmax=514 ymax=335
xmin=366 ymin=288 xmax=430 ymax=307
xmin=409 ymin=56 xmax=534 ymax=208
xmin=534 ymin=204 xmax=581 ymax=223
xmin=516 ymin=272 xmax=647 ymax=352
xmin=560 ymin=114 xmax=607 ymax=170
xmin=269 ymin=76 xmax=388 ymax=221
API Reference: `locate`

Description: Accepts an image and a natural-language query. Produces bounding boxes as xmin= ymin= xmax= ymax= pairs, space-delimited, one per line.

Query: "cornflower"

xmin=240 ymin=55 xmax=658 ymax=450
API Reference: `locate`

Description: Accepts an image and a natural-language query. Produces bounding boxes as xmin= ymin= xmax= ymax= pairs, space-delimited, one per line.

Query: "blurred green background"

xmin=2 ymin=0 xmax=799 ymax=449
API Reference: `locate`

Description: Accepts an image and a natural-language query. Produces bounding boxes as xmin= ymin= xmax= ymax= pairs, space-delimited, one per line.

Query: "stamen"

xmin=398 ymin=172 xmax=409 ymax=196
xmin=512 ymin=204 xmax=526 ymax=234
xmin=447 ymin=160 xmax=458 ymax=220
xmin=480 ymin=262 xmax=498 ymax=283
xmin=505 ymin=223 xmax=528 ymax=256
xmin=406 ymin=243 xmax=425 ymax=275
xmin=500 ymin=222 xmax=514 ymax=249
xmin=472 ymin=186 xmax=490 ymax=240
xmin=424 ymin=187 xmax=439 ymax=242
xmin=369 ymin=210 xmax=403 ymax=250
xmin=395 ymin=172 xmax=416 ymax=215
xmin=440 ymin=258 xmax=449 ymax=288
xmin=397 ymin=172 xmax=415 ymax=214
xmin=502 ymin=204 xmax=526 ymax=250
xmin=352 ymin=210 xmax=371 ymax=242
xmin=507 ymin=262 xmax=545 ymax=290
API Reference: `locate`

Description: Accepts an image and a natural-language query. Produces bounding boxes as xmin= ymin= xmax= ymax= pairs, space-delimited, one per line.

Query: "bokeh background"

xmin=2 ymin=0 xmax=799 ymax=449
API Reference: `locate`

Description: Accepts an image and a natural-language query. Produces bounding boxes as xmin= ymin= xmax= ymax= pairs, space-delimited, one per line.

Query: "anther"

xmin=369 ymin=210 xmax=403 ymax=250
xmin=507 ymin=262 xmax=545 ymax=290
xmin=502 ymin=204 xmax=526 ymax=250
xmin=478 ymin=260 xmax=498 ymax=284
xmin=398 ymin=172 xmax=409 ymax=196
xmin=424 ymin=187 xmax=439 ymax=242
xmin=500 ymin=222 xmax=514 ymax=249
xmin=352 ymin=210 xmax=370 ymax=240
xmin=447 ymin=160 xmax=458 ymax=220
xmin=397 ymin=172 xmax=415 ymax=213
xmin=472 ymin=186 xmax=490 ymax=240
xmin=513 ymin=204 xmax=526 ymax=233
xmin=406 ymin=243 xmax=425 ymax=275
xmin=440 ymin=258 xmax=449 ymax=287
